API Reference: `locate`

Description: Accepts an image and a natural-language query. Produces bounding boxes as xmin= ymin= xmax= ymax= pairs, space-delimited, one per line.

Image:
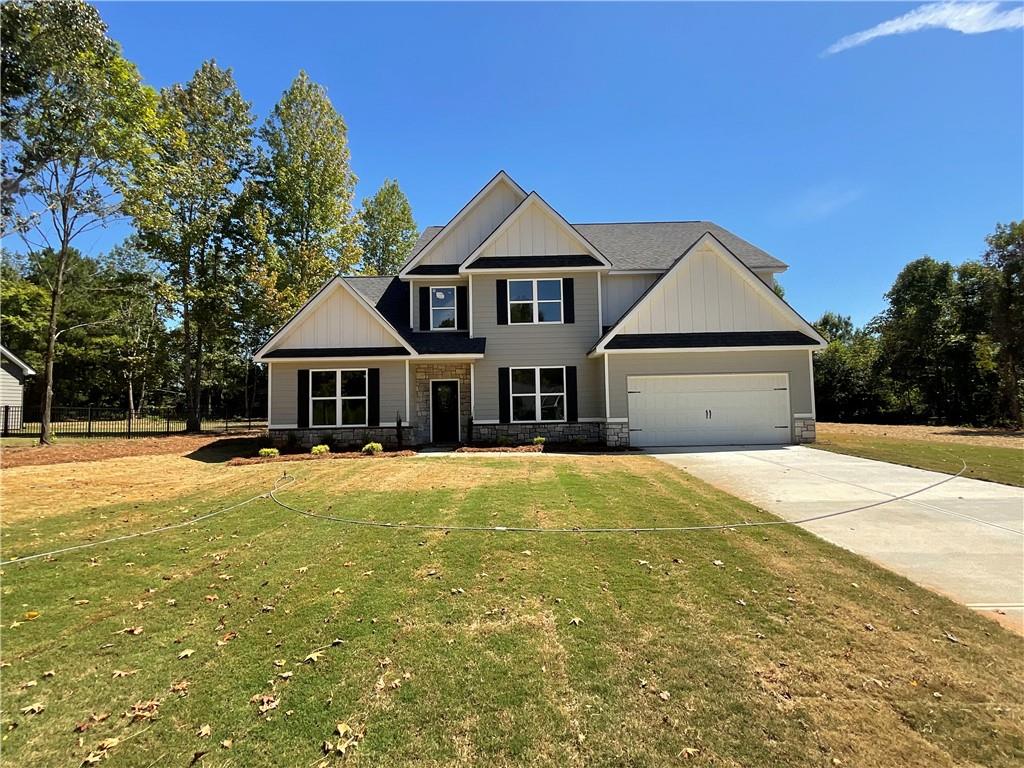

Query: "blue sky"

xmin=92 ymin=1 xmax=1022 ymax=326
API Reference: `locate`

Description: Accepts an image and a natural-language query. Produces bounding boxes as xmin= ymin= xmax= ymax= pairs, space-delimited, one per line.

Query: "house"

xmin=1 ymin=344 xmax=36 ymax=430
xmin=254 ymin=172 xmax=826 ymax=448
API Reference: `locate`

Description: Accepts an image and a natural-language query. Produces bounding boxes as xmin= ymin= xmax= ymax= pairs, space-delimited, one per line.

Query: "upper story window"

xmin=430 ymin=287 xmax=457 ymax=330
xmin=310 ymin=369 xmax=367 ymax=427
xmin=509 ymin=278 xmax=562 ymax=324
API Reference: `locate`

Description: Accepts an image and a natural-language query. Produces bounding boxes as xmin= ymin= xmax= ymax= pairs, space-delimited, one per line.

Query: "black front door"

xmin=431 ymin=381 xmax=460 ymax=444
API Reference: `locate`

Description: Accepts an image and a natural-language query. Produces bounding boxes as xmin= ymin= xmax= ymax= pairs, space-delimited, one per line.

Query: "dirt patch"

xmin=817 ymin=422 xmax=1024 ymax=450
xmin=228 ymin=449 xmax=416 ymax=466
xmin=0 ymin=433 xmax=260 ymax=469
xmin=456 ymin=445 xmax=542 ymax=453
xmin=319 ymin=456 xmax=559 ymax=493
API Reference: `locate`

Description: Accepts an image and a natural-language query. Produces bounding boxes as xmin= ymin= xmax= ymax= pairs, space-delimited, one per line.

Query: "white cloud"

xmin=824 ymin=2 xmax=1024 ymax=55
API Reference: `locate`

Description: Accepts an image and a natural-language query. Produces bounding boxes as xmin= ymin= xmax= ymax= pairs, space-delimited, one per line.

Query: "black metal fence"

xmin=0 ymin=405 xmax=266 ymax=438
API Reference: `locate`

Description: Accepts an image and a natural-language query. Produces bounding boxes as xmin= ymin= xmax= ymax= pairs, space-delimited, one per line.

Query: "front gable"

xmin=460 ymin=192 xmax=611 ymax=271
xmin=254 ymin=278 xmax=414 ymax=361
xmin=594 ymin=233 xmax=825 ymax=353
xmin=400 ymin=172 xmax=526 ymax=276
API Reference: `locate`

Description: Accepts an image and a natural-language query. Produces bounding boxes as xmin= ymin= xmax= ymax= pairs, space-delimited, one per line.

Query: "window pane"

xmin=511 ymin=369 xmax=536 ymax=394
xmin=432 ymin=308 xmax=455 ymax=329
xmin=339 ymin=370 xmax=366 ymax=397
xmin=341 ymin=398 xmax=366 ymax=426
xmin=537 ymin=279 xmax=561 ymax=301
xmin=512 ymin=395 xmax=536 ymax=421
xmin=431 ymin=287 xmax=455 ymax=308
xmin=508 ymin=280 xmax=534 ymax=302
xmin=540 ymin=395 xmax=564 ymax=421
xmin=510 ymin=303 xmax=533 ymax=324
xmin=311 ymin=371 xmax=336 ymax=398
xmin=539 ymin=368 xmax=564 ymax=393
xmin=312 ymin=399 xmax=336 ymax=426
xmin=537 ymin=301 xmax=561 ymax=323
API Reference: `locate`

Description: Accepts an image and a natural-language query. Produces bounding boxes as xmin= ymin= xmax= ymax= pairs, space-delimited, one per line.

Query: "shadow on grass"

xmin=185 ymin=436 xmax=262 ymax=463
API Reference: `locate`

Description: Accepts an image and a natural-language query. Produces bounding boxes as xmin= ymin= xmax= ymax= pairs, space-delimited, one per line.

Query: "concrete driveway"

xmin=648 ymin=445 xmax=1024 ymax=633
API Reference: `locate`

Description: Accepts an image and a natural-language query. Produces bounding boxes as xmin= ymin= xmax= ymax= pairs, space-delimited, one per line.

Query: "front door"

xmin=431 ymin=380 xmax=460 ymax=444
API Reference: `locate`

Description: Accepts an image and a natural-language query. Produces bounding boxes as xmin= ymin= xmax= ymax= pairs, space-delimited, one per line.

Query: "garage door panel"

xmin=627 ymin=373 xmax=790 ymax=447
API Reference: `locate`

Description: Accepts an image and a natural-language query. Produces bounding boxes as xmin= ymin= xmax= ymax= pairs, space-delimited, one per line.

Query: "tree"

xmin=814 ymin=311 xmax=855 ymax=344
xmin=982 ymin=221 xmax=1024 ymax=425
xmin=256 ymin=70 xmax=360 ymax=314
xmin=358 ymin=178 xmax=418 ymax=275
xmin=3 ymin=0 xmax=159 ymax=443
xmin=125 ymin=60 xmax=255 ymax=431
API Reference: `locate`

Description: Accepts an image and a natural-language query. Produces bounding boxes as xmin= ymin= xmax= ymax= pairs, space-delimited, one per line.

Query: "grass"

xmin=812 ymin=432 xmax=1023 ymax=486
xmin=2 ymin=453 xmax=1022 ymax=767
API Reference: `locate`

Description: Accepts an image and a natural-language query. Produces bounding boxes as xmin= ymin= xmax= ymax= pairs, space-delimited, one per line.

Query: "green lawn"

xmin=812 ymin=431 xmax=1023 ymax=486
xmin=2 ymin=454 xmax=1022 ymax=767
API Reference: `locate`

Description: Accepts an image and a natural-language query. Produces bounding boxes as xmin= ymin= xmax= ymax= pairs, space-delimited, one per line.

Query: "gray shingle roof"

xmin=402 ymin=221 xmax=784 ymax=273
xmin=573 ymin=222 xmax=785 ymax=271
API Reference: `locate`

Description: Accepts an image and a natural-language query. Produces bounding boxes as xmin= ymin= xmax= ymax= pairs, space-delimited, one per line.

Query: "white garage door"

xmin=626 ymin=373 xmax=791 ymax=447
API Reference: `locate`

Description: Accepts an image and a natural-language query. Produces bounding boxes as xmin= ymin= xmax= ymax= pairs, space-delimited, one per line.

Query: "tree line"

xmin=1 ymin=0 xmax=418 ymax=440
xmin=812 ymin=221 xmax=1023 ymax=428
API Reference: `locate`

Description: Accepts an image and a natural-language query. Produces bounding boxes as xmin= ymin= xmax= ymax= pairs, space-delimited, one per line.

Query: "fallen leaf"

xmin=273 ymin=659 xmax=287 ymax=668
xmin=170 ymin=679 xmax=190 ymax=696
xmin=250 ymin=693 xmax=279 ymax=715
xmin=864 ymin=623 xmax=876 ymax=632
xmin=126 ymin=700 xmax=160 ymax=722
xmin=658 ymin=690 xmax=671 ymax=701
xmin=712 ymin=560 xmax=724 ymax=568
xmin=115 ymin=626 xmax=144 ymax=636
xmin=197 ymin=724 xmax=211 ymax=738
xmin=19 ymin=680 xmax=37 ymax=690
xmin=42 ymin=670 xmax=55 ymax=678
xmin=277 ymin=671 xmax=293 ymax=680
xmin=216 ymin=631 xmax=238 ymax=647
xmin=944 ymin=631 xmax=962 ymax=644
xmin=23 ymin=611 xmax=40 ymax=620
xmin=20 ymin=702 xmax=45 ymax=715
xmin=220 ymin=739 xmax=233 ymax=749
xmin=188 ymin=750 xmax=208 ymax=766
xmin=178 ymin=649 xmax=196 ymax=659
xmin=74 ymin=599 xmax=90 ymax=606
xmin=112 ymin=669 xmax=139 ymax=678
xmin=569 ymin=617 xmax=583 ymax=626
xmin=303 ymin=651 xmax=325 ymax=664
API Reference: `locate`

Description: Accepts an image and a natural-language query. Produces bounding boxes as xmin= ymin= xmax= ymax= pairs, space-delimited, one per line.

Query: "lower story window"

xmin=510 ymin=367 xmax=565 ymax=422
xmin=311 ymin=369 xmax=367 ymax=427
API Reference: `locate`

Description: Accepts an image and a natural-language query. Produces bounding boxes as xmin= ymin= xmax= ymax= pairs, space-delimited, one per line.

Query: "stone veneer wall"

xmin=602 ymin=422 xmax=630 ymax=448
xmin=413 ymin=362 xmax=472 ymax=445
xmin=793 ymin=416 xmax=816 ymax=444
xmin=471 ymin=421 xmax=602 ymax=445
xmin=270 ymin=426 xmax=405 ymax=450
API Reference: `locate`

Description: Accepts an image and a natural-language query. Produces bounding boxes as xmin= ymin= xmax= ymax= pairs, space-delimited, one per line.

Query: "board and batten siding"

xmin=0 ymin=360 xmax=25 ymax=409
xmin=276 ymin=284 xmax=402 ymax=349
xmin=269 ymin=360 xmax=410 ymax=427
xmin=476 ymin=201 xmax=585 ymax=258
xmin=606 ymin=350 xmax=813 ymax=438
xmin=472 ymin=271 xmax=604 ymax=422
xmin=617 ymin=242 xmax=796 ymax=335
xmin=416 ymin=181 xmax=522 ymax=268
xmin=601 ymin=274 xmax=659 ymax=328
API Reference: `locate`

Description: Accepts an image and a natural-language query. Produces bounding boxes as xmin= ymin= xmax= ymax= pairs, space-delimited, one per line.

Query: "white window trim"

xmin=429 ymin=286 xmax=458 ymax=331
xmin=310 ymin=368 xmax=368 ymax=428
xmin=508 ymin=278 xmax=563 ymax=325
xmin=509 ymin=365 xmax=567 ymax=423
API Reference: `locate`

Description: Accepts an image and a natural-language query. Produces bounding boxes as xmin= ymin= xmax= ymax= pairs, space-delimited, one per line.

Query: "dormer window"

xmin=508 ymin=278 xmax=562 ymax=324
xmin=430 ymin=287 xmax=457 ymax=330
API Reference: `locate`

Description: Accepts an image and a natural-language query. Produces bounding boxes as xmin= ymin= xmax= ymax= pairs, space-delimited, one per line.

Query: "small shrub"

xmin=532 ymin=436 xmax=546 ymax=446
xmin=496 ymin=435 xmax=513 ymax=447
xmin=258 ymin=447 xmax=279 ymax=458
xmin=362 ymin=441 xmax=383 ymax=455
xmin=311 ymin=444 xmax=331 ymax=456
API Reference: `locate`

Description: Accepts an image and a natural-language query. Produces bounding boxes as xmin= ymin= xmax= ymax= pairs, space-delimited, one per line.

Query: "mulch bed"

xmin=227 ymin=450 xmax=418 ymax=466
xmin=455 ymin=445 xmax=543 ymax=453
xmin=1 ymin=433 xmax=261 ymax=469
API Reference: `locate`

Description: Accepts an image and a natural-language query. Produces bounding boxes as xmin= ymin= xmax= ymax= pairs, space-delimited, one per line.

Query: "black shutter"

xmin=419 ymin=287 xmax=430 ymax=331
xmin=566 ymin=366 xmax=578 ymax=422
xmin=563 ymin=278 xmax=575 ymax=324
xmin=456 ymin=286 xmax=468 ymax=330
xmin=498 ymin=367 xmax=510 ymax=423
xmin=297 ymin=369 xmax=309 ymax=428
xmin=368 ymin=368 xmax=380 ymax=426
xmin=496 ymin=280 xmax=508 ymax=325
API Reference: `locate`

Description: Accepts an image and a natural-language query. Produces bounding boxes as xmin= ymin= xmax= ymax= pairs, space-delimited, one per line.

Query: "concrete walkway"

xmin=647 ymin=445 xmax=1024 ymax=633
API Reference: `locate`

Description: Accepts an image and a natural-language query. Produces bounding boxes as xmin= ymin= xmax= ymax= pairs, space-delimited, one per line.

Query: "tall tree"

xmin=126 ymin=60 xmax=255 ymax=431
xmin=358 ymin=178 xmax=418 ymax=275
xmin=256 ymin=70 xmax=360 ymax=314
xmin=982 ymin=221 xmax=1024 ymax=425
xmin=2 ymin=0 xmax=158 ymax=443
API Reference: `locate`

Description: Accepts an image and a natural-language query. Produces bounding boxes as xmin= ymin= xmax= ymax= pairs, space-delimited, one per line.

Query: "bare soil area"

xmin=817 ymin=422 xmax=1024 ymax=450
xmin=0 ymin=433 xmax=259 ymax=469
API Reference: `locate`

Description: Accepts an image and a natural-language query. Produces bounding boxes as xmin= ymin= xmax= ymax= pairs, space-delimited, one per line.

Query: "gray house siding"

xmin=1 ymin=359 xmax=25 ymax=409
xmin=471 ymin=271 xmax=605 ymax=422
xmin=269 ymin=360 xmax=410 ymax=428
xmin=606 ymin=349 xmax=813 ymax=441
xmin=410 ymin=277 xmax=469 ymax=333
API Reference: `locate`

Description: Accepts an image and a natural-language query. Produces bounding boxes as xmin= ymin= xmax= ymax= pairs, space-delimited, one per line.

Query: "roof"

xmin=0 ymin=344 xmax=35 ymax=375
xmin=605 ymin=331 xmax=820 ymax=350
xmin=464 ymin=255 xmax=604 ymax=270
xmin=573 ymin=222 xmax=785 ymax=271
xmin=342 ymin=277 xmax=486 ymax=356
xmin=405 ymin=221 xmax=784 ymax=274
xmin=262 ymin=346 xmax=409 ymax=358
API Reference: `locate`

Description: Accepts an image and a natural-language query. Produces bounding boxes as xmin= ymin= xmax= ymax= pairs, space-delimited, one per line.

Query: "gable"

xmin=476 ymin=197 xmax=585 ymax=259
xmin=255 ymin=279 xmax=412 ymax=360
xmin=402 ymin=173 xmax=526 ymax=273
xmin=595 ymin=233 xmax=825 ymax=352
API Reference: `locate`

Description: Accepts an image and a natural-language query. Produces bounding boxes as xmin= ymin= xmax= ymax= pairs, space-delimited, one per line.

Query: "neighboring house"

xmin=255 ymin=172 xmax=826 ymax=448
xmin=0 ymin=344 xmax=36 ymax=430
